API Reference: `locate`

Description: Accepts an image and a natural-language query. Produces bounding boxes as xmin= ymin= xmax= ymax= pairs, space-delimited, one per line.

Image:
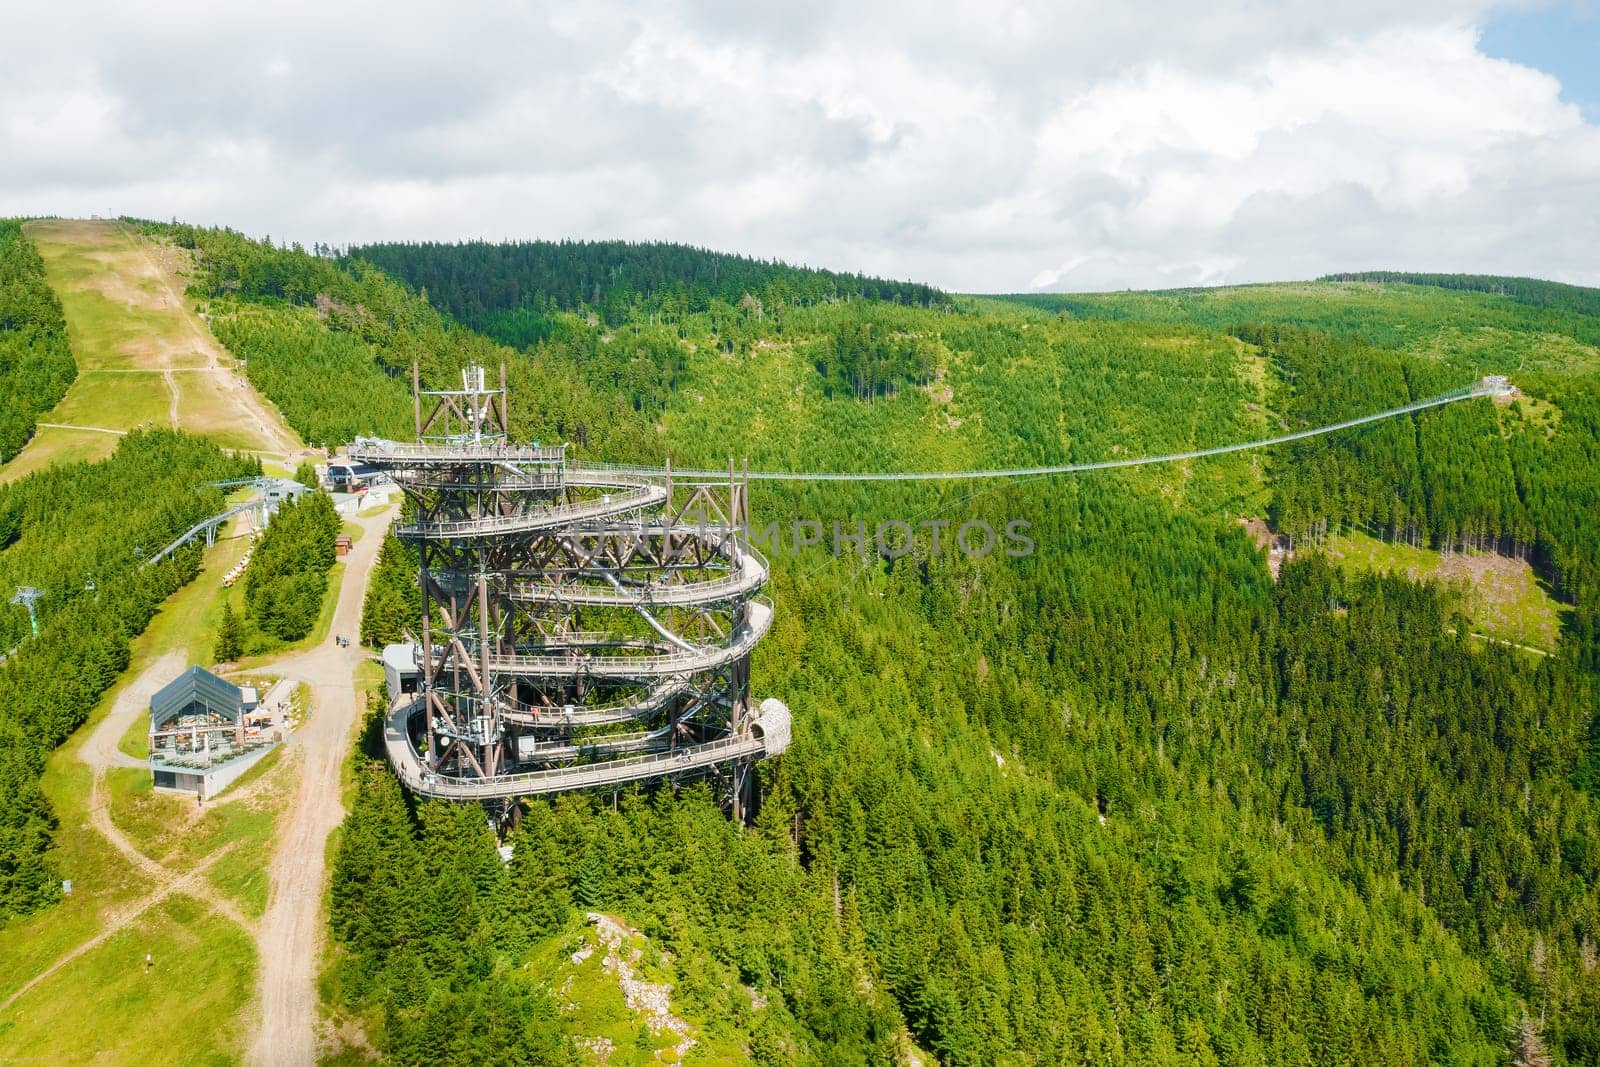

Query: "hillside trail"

xmin=0 ymin=845 xmax=237 ymax=1015
xmin=2 ymin=650 xmax=261 ymax=1016
xmin=110 ymin=220 xmax=301 ymax=456
xmin=79 ymin=650 xmax=256 ymax=931
xmin=7 ymin=220 xmax=304 ymax=479
xmin=35 ymin=421 xmax=127 ymax=435
xmin=80 ymin=651 xmax=177 ymax=773
xmin=163 ymin=368 xmax=180 ymax=427
xmin=246 ymin=503 xmax=393 ymax=1067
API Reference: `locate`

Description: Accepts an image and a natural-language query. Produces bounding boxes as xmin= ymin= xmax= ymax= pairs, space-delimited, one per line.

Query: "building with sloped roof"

xmin=149 ymin=666 xmax=278 ymax=798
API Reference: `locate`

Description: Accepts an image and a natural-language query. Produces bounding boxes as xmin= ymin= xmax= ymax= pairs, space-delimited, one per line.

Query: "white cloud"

xmin=0 ymin=1 xmax=1596 ymax=291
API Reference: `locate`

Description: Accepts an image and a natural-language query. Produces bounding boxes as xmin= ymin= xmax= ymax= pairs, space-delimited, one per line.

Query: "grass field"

xmin=1403 ymin=324 xmax=1600 ymax=377
xmin=108 ymin=757 xmax=290 ymax=920
xmin=0 ymin=759 xmax=264 ymax=1065
xmin=3 ymin=219 xmax=300 ymax=480
xmin=0 ymin=517 xmax=281 ymax=1064
xmin=0 ymin=426 xmax=124 ymax=481
xmin=1324 ymin=531 xmax=1564 ymax=652
xmin=0 ymin=897 xmax=255 ymax=1067
xmin=48 ymin=370 xmax=171 ymax=429
xmin=0 ymin=756 xmax=152 ymax=1012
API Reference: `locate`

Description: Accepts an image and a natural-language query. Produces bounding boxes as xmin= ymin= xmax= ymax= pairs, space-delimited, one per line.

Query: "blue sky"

xmin=1481 ymin=2 xmax=1600 ymax=120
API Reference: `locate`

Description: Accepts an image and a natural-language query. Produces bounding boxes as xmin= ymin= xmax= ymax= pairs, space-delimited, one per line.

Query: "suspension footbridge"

xmin=350 ymin=367 xmax=1511 ymax=810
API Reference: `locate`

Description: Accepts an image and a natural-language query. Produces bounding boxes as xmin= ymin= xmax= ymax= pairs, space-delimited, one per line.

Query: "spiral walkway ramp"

xmin=348 ymin=365 xmax=786 ymax=816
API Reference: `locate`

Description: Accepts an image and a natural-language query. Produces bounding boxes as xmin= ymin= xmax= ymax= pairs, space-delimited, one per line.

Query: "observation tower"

xmin=348 ymin=364 xmax=789 ymax=820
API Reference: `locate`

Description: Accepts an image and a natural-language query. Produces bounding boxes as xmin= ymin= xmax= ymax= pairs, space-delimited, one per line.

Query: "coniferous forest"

xmin=0 ymin=220 xmax=77 ymax=462
xmin=350 ymin=239 xmax=950 ymax=344
xmin=71 ymin=225 xmax=1600 ymax=1064
xmin=243 ymin=491 xmax=340 ymax=644
xmin=0 ymin=431 xmax=255 ymax=918
xmin=1320 ymin=272 xmax=1600 ymax=326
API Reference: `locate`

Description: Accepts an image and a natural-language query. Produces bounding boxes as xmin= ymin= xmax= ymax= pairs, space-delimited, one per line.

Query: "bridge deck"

xmin=481 ymin=600 xmax=772 ymax=679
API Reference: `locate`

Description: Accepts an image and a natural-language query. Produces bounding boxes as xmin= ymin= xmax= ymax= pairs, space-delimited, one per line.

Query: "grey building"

xmin=382 ymin=643 xmax=420 ymax=700
xmin=149 ymin=666 xmax=277 ymax=798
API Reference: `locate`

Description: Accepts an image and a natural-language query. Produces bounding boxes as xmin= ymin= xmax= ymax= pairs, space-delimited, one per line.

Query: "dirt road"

xmin=247 ymin=504 xmax=392 ymax=1066
xmin=0 ymin=650 xmax=261 ymax=1016
xmin=6 ymin=506 xmax=391 ymax=1056
xmin=80 ymin=651 xmax=180 ymax=773
xmin=0 ymin=219 xmax=367 ymax=1057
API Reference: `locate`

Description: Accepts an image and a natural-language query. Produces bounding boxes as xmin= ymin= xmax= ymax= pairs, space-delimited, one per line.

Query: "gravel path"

xmin=2 ymin=651 xmax=258 ymax=1014
xmin=7 ymin=504 xmax=393 ymax=1062
xmin=80 ymin=651 xmax=180 ymax=772
xmin=247 ymin=505 xmax=392 ymax=1066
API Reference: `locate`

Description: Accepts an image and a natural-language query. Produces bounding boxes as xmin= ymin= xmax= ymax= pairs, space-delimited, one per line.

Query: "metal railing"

xmin=500 ymin=678 xmax=692 ymax=727
xmin=397 ymin=483 xmax=668 ymax=540
xmin=507 ymin=547 xmax=767 ymax=608
xmin=349 ymin=439 xmax=568 ymax=465
xmin=481 ymin=599 xmax=772 ymax=679
xmin=385 ymin=714 xmax=768 ymax=800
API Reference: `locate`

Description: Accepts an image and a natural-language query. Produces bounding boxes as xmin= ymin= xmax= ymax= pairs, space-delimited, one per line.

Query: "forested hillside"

xmin=158 ymin=231 xmax=1600 ymax=1063
xmin=0 ymin=431 xmax=255 ymax=919
xmin=1321 ymin=271 xmax=1600 ymax=321
xmin=997 ymin=282 xmax=1600 ymax=674
xmin=0 ymin=221 xmax=77 ymax=461
xmin=135 ymin=221 xmax=663 ymax=459
xmin=1252 ymin=325 xmax=1600 ymax=610
xmin=349 ymin=239 xmax=948 ymax=345
xmin=243 ymin=491 xmax=340 ymax=645
xmin=995 ymin=278 xmax=1600 ymax=352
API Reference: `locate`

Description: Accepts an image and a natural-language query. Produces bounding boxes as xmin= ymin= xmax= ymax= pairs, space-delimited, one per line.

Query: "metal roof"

xmin=150 ymin=666 xmax=242 ymax=730
xmin=382 ymin=643 xmax=419 ymax=675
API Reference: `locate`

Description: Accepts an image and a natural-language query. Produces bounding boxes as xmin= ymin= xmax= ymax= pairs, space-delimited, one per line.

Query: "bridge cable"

xmin=589 ymin=385 xmax=1488 ymax=484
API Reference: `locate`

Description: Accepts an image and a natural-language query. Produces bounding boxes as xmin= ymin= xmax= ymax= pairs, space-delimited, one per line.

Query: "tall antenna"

xmin=413 ymin=361 xmax=510 ymax=446
xmin=10 ymin=586 xmax=43 ymax=636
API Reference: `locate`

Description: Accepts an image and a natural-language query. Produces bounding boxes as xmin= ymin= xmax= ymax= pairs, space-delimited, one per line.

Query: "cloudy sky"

xmin=2 ymin=1 xmax=1596 ymax=292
